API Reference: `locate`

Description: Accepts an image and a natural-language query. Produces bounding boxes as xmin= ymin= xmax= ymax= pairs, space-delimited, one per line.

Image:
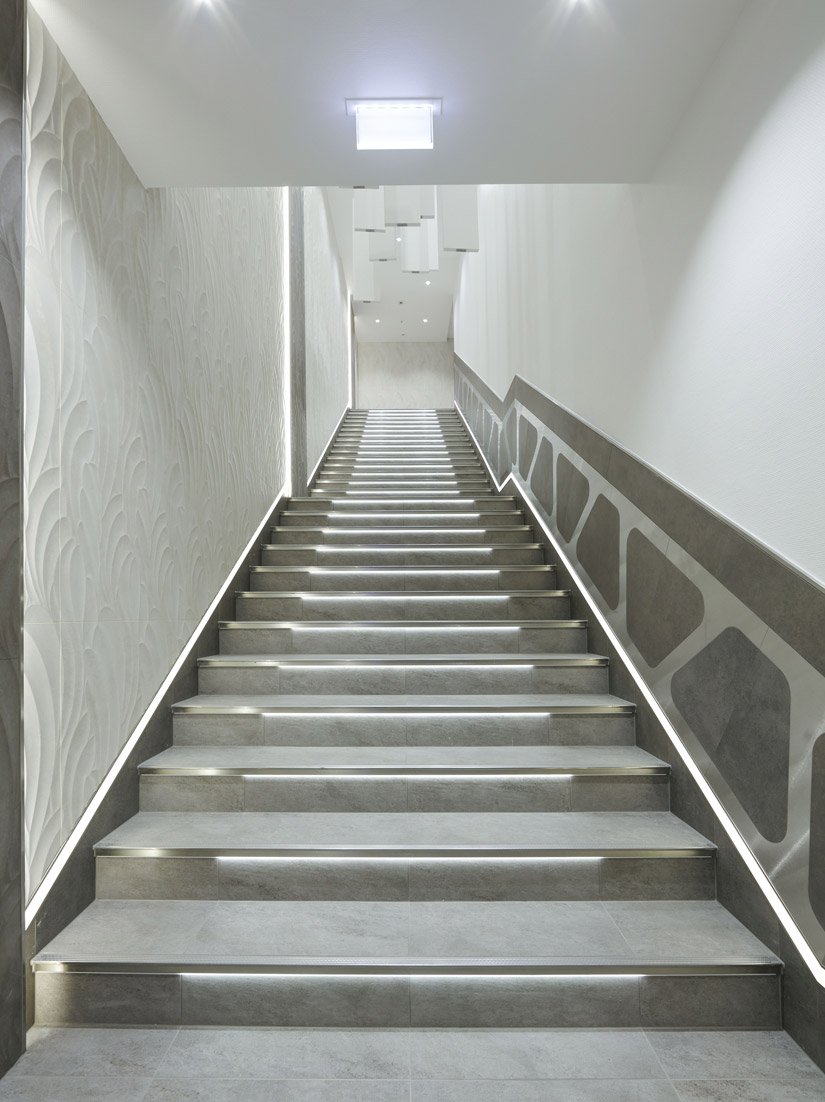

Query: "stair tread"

xmin=140 ymin=745 xmax=668 ymax=772
xmin=199 ymin=653 xmax=606 ymax=666
xmin=173 ymin=692 xmax=632 ymax=712
xmin=220 ymin=619 xmax=586 ymax=628
xmin=94 ymin=810 xmax=709 ymax=853
xmin=33 ymin=900 xmax=776 ymax=968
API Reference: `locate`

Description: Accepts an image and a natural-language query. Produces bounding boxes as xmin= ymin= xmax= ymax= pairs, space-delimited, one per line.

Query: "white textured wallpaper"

xmin=357 ymin=342 xmax=455 ymax=409
xmin=24 ymin=10 xmax=287 ymax=898
xmin=454 ymin=0 xmax=825 ymax=586
xmin=303 ymin=187 xmax=349 ymax=475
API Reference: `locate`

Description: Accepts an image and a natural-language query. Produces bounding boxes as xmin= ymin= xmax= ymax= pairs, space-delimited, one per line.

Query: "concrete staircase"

xmin=33 ymin=408 xmax=781 ymax=1029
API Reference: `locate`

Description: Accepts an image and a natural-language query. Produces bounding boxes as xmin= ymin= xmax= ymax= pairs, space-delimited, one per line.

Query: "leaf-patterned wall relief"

xmin=23 ymin=10 xmax=289 ymax=899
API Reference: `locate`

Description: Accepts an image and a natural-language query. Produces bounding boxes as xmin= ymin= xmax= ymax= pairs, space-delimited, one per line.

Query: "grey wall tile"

xmin=555 ymin=454 xmax=589 ymax=542
xmin=530 ymin=437 xmax=554 ymax=516
xmin=576 ymin=494 xmax=620 ymax=609
xmin=671 ymin=627 xmax=790 ymax=843
xmin=809 ymin=732 xmax=825 ymax=926
xmin=517 ymin=415 xmax=538 ymax=479
xmin=626 ymin=529 xmax=704 ymax=666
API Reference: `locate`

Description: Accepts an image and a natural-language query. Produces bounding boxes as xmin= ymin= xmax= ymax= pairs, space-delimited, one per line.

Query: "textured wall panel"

xmin=24 ymin=10 xmax=287 ymax=900
xmin=627 ymin=529 xmax=704 ymax=667
xmin=304 ymin=187 xmax=349 ymax=475
xmin=357 ymin=342 xmax=454 ymax=409
xmin=576 ymin=494 xmax=621 ymax=610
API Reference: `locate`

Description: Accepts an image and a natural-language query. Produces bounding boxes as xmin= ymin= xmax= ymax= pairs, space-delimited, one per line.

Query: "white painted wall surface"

xmin=357 ymin=342 xmax=454 ymax=409
xmin=24 ymin=11 xmax=288 ymax=897
xmin=304 ymin=187 xmax=350 ymax=474
xmin=454 ymin=0 xmax=825 ymax=585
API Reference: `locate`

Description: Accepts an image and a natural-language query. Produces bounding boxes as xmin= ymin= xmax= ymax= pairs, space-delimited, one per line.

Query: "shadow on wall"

xmin=357 ymin=341 xmax=454 ymax=408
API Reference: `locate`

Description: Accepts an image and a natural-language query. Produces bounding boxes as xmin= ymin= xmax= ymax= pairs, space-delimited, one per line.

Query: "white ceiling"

xmin=33 ymin=0 xmax=747 ymax=188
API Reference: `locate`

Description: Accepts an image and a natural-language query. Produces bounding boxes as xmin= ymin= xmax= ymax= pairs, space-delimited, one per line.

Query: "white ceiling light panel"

xmin=401 ymin=219 xmax=439 ymax=273
xmin=438 ymin=185 xmax=480 ymax=252
xmin=345 ymin=99 xmax=440 ymax=151
xmin=384 ymin=185 xmax=424 ymax=227
xmin=353 ymin=185 xmax=385 ymax=232
xmin=368 ymin=228 xmax=398 ymax=263
xmin=352 ymin=230 xmax=379 ymax=302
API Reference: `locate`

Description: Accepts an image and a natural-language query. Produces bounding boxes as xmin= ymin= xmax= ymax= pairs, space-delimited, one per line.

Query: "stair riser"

xmin=248 ymin=569 xmax=556 ymax=593
xmin=96 ymin=853 xmax=713 ymax=903
xmin=34 ymin=971 xmax=778 ymax=1029
xmin=218 ymin=625 xmax=588 ymax=655
xmin=234 ymin=593 xmax=571 ymax=621
xmin=270 ymin=527 xmax=536 ymax=545
xmin=260 ymin=547 xmax=545 ymax=566
xmin=290 ymin=498 xmax=515 ymax=513
xmin=172 ymin=711 xmax=635 ymax=748
xmin=321 ymin=463 xmax=484 ymax=472
xmin=280 ymin=512 xmax=525 ymax=528
xmin=139 ymin=773 xmax=669 ymax=814
xmin=197 ymin=664 xmax=609 ymax=696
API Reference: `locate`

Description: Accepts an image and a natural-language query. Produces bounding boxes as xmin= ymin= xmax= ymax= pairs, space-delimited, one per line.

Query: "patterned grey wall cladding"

xmin=530 ymin=438 xmax=554 ymax=515
xmin=0 ymin=0 xmax=24 ymax=1075
xmin=454 ymin=352 xmax=825 ymax=975
xmin=24 ymin=10 xmax=288 ymax=901
xmin=576 ymin=494 xmax=621 ymax=610
xmin=556 ymin=454 xmax=590 ymax=542
xmin=671 ymin=628 xmax=790 ymax=843
xmin=517 ymin=415 xmax=537 ymax=480
xmin=626 ymin=529 xmax=704 ymax=667
xmin=811 ymin=734 xmax=825 ymax=926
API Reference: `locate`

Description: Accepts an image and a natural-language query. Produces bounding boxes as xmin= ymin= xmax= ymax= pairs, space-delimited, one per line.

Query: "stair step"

xmin=260 ymin=544 xmax=545 ymax=566
xmin=248 ymin=565 xmax=557 ymax=593
xmin=217 ymin=619 xmax=588 ymax=655
xmin=269 ymin=525 xmax=536 ymax=544
xmin=196 ymin=653 xmax=609 ymax=696
xmin=138 ymin=745 xmax=669 ymax=813
xmin=291 ymin=497 xmax=515 ymax=512
xmin=233 ymin=591 xmax=572 ymax=621
xmin=280 ymin=511 xmax=526 ymax=527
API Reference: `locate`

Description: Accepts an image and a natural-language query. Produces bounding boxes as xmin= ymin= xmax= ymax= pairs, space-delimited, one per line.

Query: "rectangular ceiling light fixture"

xmin=346 ymin=99 xmax=441 ymax=151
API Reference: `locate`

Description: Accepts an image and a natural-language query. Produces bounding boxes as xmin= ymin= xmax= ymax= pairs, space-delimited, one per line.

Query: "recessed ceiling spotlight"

xmin=396 ymin=236 xmax=402 ymax=243
xmin=345 ymin=99 xmax=442 ymax=151
xmin=425 ymin=280 xmax=431 ymax=286
xmin=375 ymin=318 xmax=380 ymax=324
xmin=423 ymin=318 xmax=429 ymax=324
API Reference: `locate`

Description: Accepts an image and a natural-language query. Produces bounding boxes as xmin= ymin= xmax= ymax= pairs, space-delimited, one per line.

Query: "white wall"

xmin=304 ymin=187 xmax=350 ymax=474
xmin=357 ymin=342 xmax=454 ymax=409
xmin=455 ymin=0 xmax=825 ymax=585
xmin=24 ymin=11 xmax=288 ymax=897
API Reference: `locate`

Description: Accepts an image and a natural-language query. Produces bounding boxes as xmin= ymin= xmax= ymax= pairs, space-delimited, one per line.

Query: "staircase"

xmin=33 ymin=408 xmax=781 ymax=1029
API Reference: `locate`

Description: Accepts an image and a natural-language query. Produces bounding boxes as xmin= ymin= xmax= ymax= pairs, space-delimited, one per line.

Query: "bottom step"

xmin=33 ymin=900 xmax=780 ymax=1028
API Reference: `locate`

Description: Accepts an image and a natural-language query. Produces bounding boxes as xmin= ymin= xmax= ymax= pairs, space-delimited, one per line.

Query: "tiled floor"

xmin=2 ymin=1027 xmax=824 ymax=1100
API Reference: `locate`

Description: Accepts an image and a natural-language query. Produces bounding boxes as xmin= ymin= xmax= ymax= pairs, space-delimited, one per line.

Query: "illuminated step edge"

xmin=171 ymin=693 xmax=634 ymax=715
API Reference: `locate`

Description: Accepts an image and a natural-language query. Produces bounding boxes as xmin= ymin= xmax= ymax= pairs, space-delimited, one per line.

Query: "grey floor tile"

xmin=411 ymin=1081 xmax=680 ymax=1101
xmin=647 ymin=1031 xmax=825 ymax=1080
xmin=409 ymin=1028 xmax=666 ymax=1080
xmin=0 ymin=1076 xmax=151 ymax=1100
xmin=7 ymin=1027 xmax=177 ymax=1076
xmin=606 ymin=903 xmax=775 ymax=958
xmin=672 ymin=1081 xmax=825 ymax=1101
xmin=156 ymin=1027 xmax=410 ymax=1079
xmin=145 ymin=1080 xmax=408 ymax=1101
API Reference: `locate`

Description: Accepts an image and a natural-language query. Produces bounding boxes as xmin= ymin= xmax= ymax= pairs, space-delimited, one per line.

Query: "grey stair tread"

xmin=198 ymin=653 xmax=606 ymax=666
xmin=33 ymin=900 xmax=776 ymax=968
xmin=220 ymin=619 xmax=586 ymax=629
xmin=173 ymin=692 xmax=633 ymax=713
xmin=94 ymin=810 xmax=710 ymax=853
xmin=250 ymin=565 xmax=555 ymax=573
xmin=140 ymin=745 xmax=668 ymax=773
xmin=236 ymin=590 xmax=571 ymax=598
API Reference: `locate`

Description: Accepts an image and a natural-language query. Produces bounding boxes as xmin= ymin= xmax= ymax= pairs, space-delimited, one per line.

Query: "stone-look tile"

xmin=518 ymin=416 xmax=538 ymax=479
xmin=409 ymin=1027 xmax=666 ymax=1080
xmin=576 ymin=494 xmax=621 ymax=610
xmin=146 ymin=1082 xmax=407 ymax=1102
xmin=408 ymin=857 xmax=601 ymax=901
xmin=530 ymin=437 xmax=554 ymax=517
xmin=570 ymin=774 xmax=669 ymax=812
xmin=599 ymin=856 xmax=716 ymax=901
xmin=412 ymin=1084 xmax=679 ymax=1102
xmin=9 ymin=1026 xmax=176 ymax=1077
xmin=809 ymin=733 xmax=825 ymax=926
xmin=95 ymin=856 xmax=220 ymax=901
xmin=409 ymin=976 xmax=640 ymax=1027
xmin=626 ymin=529 xmax=704 ymax=667
xmin=503 ymin=409 xmax=517 ymax=471
xmin=156 ymin=1027 xmax=410 ymax=1080
xmin=140 ymin=776 xmax=244 ymax=813
xmin=639 ymin=975 xmax=780 ymax=1029
xmin=672 ymin=1082 xmax=825 ymax=1101
xmin=181 ymin=976 xmax=410 ymax=1027
xmin=671 ymin=628 xmax=791 ymax=843
xmin=35 ymin=973 xmax=182 ymax=1026
xmin=555 ymin=454 xmax=589 ymax=541
xmin=713 ymin=825 xmax=781 ymax=956
xmin=218 ymin=856 xmax=410 ymax=901
xmin=0 ymin=1078 xmax=151 ymax=1100
xmin=646 ymin=1030 xmax=824 ymax=1081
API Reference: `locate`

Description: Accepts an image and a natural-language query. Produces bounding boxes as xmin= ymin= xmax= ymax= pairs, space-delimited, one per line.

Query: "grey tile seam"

xmin=455 ymin=353 xmax=825 ymax=680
